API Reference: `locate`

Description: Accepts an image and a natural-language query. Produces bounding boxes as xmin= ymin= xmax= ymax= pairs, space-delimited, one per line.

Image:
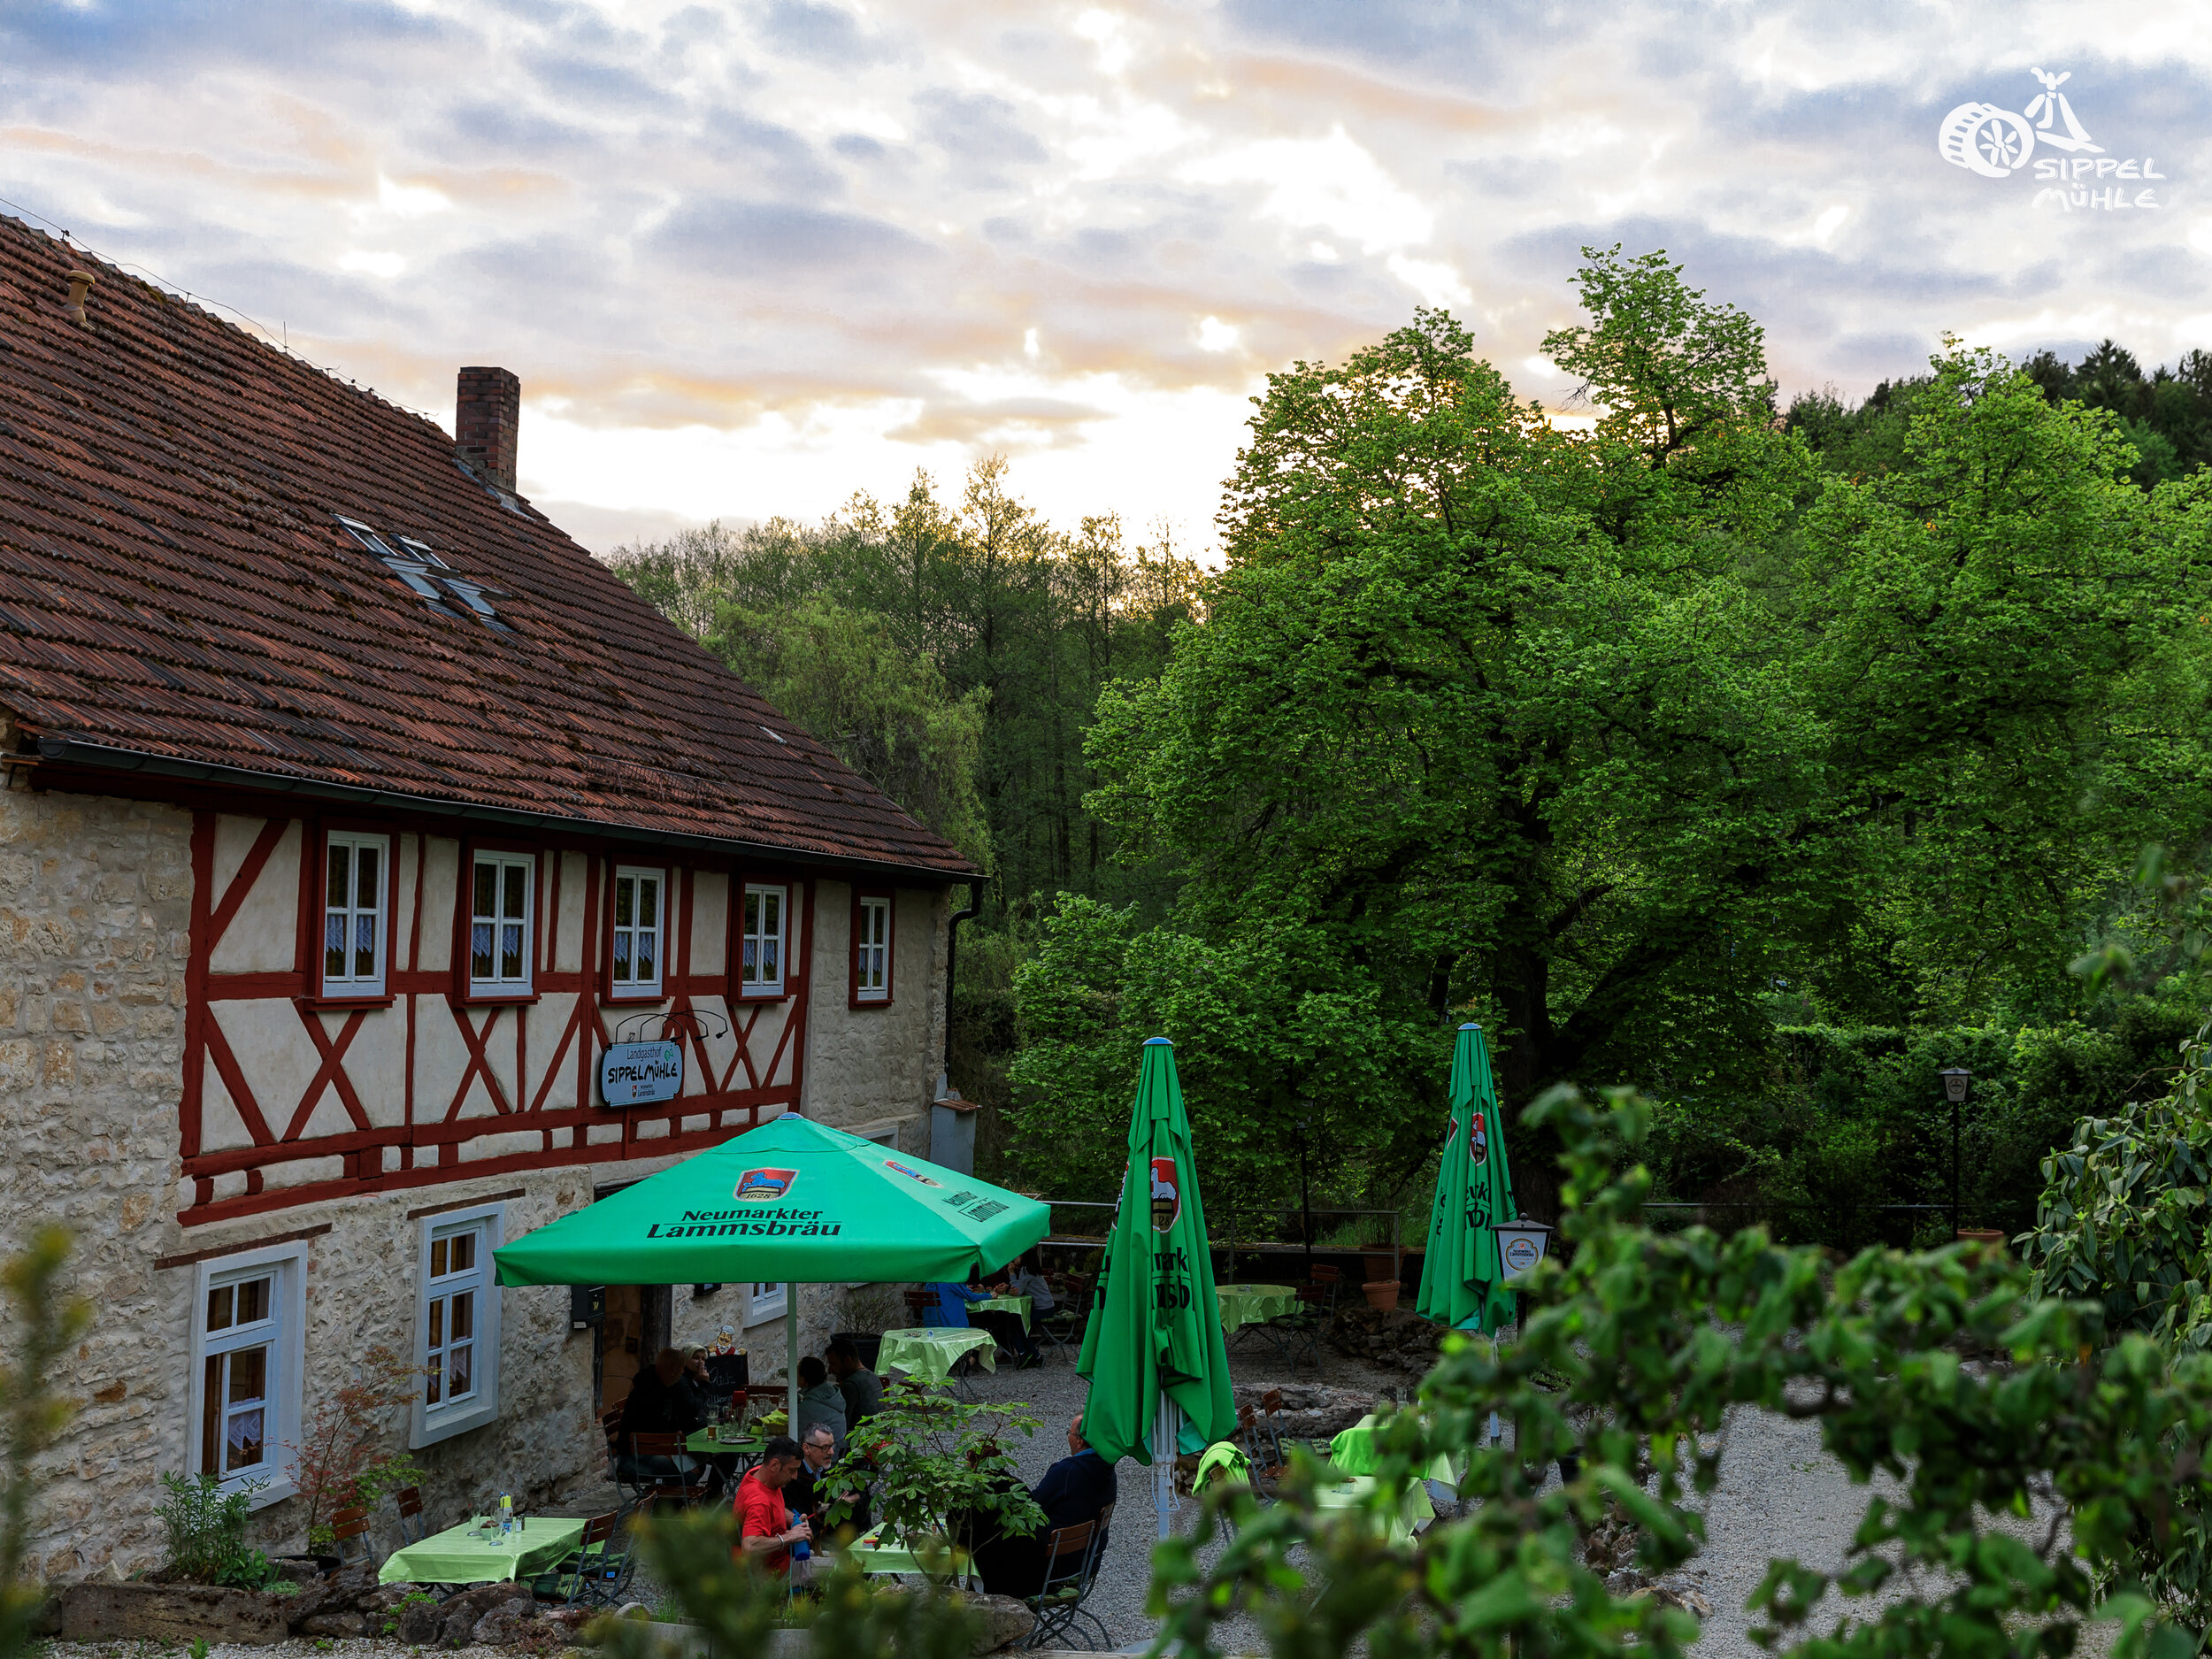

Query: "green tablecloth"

xmin=685 ymin=1426 xmax=765 ymax=1458
xmin=878 ymin=1326 xmax=995 ymax=1381
xmin=841 ymin=1528 xmax=972 ymax=1578
xmin=1327 ymin=1414 xmax=1466 ymax=1491
xmin=972 ymin=1294 xmax=1033 ymax=1333
xmin=379 ymin=1516 xmax=585 ymax=1586
xmin=1217 ymin=1283 xmax=1298 ymax=1333
xmin=1311 ymin=1472 xmax=1433 ymax=1544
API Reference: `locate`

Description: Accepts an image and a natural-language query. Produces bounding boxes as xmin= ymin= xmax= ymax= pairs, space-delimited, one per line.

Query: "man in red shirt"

xmin=733 ymin=1436 xmax=810 ymax=1577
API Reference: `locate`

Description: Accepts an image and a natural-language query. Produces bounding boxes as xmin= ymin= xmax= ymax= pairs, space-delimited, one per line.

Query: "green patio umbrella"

xmin=1077 ymin=1037 xmax=1237 ymax=1537
xmin=1415 ymin=1024 xmax=1519 ymax=1333
xmin=495 ymin=1114 xmax=1049 ymax=1427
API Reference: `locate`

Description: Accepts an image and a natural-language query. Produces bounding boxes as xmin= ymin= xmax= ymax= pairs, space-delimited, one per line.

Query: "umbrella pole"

xmin=1153 ymin=1395 xmax=1179 ymax=1540
xmin=787 ymin=1282 xmax=800 ymax=1435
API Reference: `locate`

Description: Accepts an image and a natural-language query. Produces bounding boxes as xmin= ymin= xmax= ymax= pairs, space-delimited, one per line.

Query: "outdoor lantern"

xmin=1492 ymin=1219 xmax=1553 ymax=1281
xmin=1940 ymin=1067 xmax=1972 ymax=1102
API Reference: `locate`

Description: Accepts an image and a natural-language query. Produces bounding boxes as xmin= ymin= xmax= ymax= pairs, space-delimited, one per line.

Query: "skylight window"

xmin=334 ymin=515 xmax=512 ymax=633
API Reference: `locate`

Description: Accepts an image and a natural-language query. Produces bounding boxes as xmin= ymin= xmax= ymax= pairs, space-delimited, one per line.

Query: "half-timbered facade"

xmin=0 ymin=217 xmax=976 ymax=1578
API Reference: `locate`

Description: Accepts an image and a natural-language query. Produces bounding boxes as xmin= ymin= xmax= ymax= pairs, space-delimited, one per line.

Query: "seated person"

xmin=826 ymin=1337 xmax=883 ymax=1432
xmin=967 ymin=1414 xmax=1118 ymax=1599
xmin=795 ymin=1356 xmax=849 ymax=1452
xmin=617 ymin=1348 xmax=718 ymax=1495
xmin=732 ymin=1435 xmax=810 ymax=1578
xmin=922 ymin=1279 xmax=990 ymax=1327
xmin=995 ymin=1250 xmax=1057 ymax=1315
xmin=785 ymin=1422 xmax=871 ymax=1543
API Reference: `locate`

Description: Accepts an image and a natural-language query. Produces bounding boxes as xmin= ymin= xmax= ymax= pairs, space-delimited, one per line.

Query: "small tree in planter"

xmin=821 ymin=1384 xmax=1045 ymax=1577
xmin=282 ymin=1345 xmax=426 ymax=1555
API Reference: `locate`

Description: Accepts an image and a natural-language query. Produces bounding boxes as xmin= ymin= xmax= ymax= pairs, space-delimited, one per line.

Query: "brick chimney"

xmin=455 ymin=366 xmax=519 ymax=494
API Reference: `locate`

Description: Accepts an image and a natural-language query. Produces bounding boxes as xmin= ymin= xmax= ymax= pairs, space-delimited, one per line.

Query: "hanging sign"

xmin=600 ymin=1040 xmax=683 ymax=1106
xmin=1493 ymin=1220 xmax=1553 ymax=1281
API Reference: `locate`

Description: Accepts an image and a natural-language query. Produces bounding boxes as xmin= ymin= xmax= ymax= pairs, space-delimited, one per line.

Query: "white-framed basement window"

xmin=411 ymin=1203 xmax=504 ymax=1448
xmin=854 ymin=895 xmax=890 ymax=1004
xmin=188 ymin=1240 xmax=308 ymax=1509
xmin=740 ymin=884 xmax=787 ymax=997
xmin=323 ymin=831 xmax=390 ymax=996
xmin=611 ymin=866 xmax=665 ymax=997
xmin=470 ymin=852 xmax=534 ymax=996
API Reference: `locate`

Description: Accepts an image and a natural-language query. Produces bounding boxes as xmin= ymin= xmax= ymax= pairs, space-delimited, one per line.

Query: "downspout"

xmin=940 ymin=878 xmax=985 ymax=1091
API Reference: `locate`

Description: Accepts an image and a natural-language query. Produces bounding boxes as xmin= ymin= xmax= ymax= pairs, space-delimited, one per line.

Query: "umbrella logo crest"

xmin=733 ymin=1167 xmax=798 ymax=1202
xmin=882 ymin=1158 xmax=943 ymax=1188
xmin=1470 ymin=1111 xmax=1488 ymax=1163
xmin=1149 ymin=1157 xmax=1181 ymax=1233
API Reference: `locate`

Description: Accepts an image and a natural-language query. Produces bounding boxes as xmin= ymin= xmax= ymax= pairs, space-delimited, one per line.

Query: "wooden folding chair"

xmin=392 ymin=1485 xmax=427 ymax=1546
xmin=1023 ymin=1509 xmax=1113 ymax=1650
xmin=330 ymin=1503 xmax=374 ymax=1565
xmin=528 ymin=1509 xmax=637 ymax=1608
xmin=616 ymin=1432 xmax=712 ymax=1513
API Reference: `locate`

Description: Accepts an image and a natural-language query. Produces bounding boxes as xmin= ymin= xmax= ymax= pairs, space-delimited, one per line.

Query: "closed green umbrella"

xmin=1415 ymin=1024 xmax=1519 ymax=1333
xmin=495 ymin=1114 xmax=1049 ymax=1426
xmin=1078 ymin=1038 xmax=1238 ymax=1535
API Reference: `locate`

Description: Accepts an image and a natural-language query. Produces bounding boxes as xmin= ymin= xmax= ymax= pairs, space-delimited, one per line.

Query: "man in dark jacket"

xmin=970 ymin=1414 xmax=1118 ymax=1598
xmin=617 ymin=1348 xmax=716 ymax=1495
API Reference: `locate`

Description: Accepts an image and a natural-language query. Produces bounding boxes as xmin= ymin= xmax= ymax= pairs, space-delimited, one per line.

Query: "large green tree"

xmin=1023 ymin=250 xmax=2212 ymax=1220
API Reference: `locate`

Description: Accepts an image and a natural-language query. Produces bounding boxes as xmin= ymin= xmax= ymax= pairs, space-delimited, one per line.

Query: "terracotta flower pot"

xmin=1955 ymin=1228 xmax=2006 ymax=1255
xmin=1362 ymin=1279 xmax=1401 ymax=1311
xmin=1361 ymin=1250 xmax=1398 ymax=1283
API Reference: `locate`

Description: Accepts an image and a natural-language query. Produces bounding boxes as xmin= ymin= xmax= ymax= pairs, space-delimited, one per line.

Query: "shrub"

xmin=1156 ymin=1084 xmax=2212 ymax=1659
xmin=1 ymin=1227 xmax=91 ymax=1659
xmin=156 ymin=1471 xmax=278 ymax=1588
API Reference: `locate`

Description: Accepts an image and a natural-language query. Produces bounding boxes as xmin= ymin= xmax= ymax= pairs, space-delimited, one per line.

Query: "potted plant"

xmin=1362 ymin=1279 xmax=1401 ymax=1311
xmin=1360 ymin=1237 xmax=1400 ymax=1286
xmin=820 ymin=1384 xmax=1045 ymax=1582
xmin=284 ymin=1345 xmax=427 ymax=1566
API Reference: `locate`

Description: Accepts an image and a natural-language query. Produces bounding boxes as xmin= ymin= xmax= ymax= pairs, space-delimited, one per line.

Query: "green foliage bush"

xmin=156 ymin=1471 xmax=279 ymax=1589
xmin=1641 ymin=1008 xmax=2201 ymax=1246
xmin=1157 ymin=1085 xmax=2212 ymax=1659
xmin=1 ymin=1228 xmax=89 ymax=1659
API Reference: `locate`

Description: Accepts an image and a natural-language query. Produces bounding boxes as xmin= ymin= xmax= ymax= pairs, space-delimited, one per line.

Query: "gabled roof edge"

xmin=33 ymin=735 xmax=980 ymax=884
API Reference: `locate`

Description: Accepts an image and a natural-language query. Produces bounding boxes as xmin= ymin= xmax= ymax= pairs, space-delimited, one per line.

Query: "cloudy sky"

xmin=4 ymin=1 xmax=2208 ymax=554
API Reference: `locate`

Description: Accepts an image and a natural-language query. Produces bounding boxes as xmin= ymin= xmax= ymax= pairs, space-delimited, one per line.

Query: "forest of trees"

xmin=608 ymin=252 xmax=2212 ymax=1242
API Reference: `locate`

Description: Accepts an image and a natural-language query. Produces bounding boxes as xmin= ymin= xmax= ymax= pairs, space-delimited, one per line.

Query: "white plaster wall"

xmin=798 ymin=882 xmax=949 ymax=1133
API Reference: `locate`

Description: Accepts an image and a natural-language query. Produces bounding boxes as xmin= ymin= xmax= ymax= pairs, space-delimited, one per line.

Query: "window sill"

xmin=411 ymin=1401 xmax=498 ymax=1449
xmin=459 ymin=989 xmax=540 ymax=1007
xmin=848 ymin=995 xmax=893 ymax=1010
xmin=733 ymin=987 xmax=790 ymax=1004
xmin=299 ymin=993 xmax=396 ymax=1011
xmin=601 ymin=990 xmax=670 ymax=1009
xmin=239 ymin=1474 xmax=299 ymax=1512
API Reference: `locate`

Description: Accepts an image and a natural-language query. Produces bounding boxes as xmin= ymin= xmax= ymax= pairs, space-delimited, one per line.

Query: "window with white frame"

xmin=469 ymin=852 xmax=534 ymax=996
xmin=413 ymin=1204 xmax=504 ymax=1447
xmin=322 ymin=832 xmax=389 ymax=996
xmin=746 ymin=1282 xmax=788 ymax=1325
xmin=611 ymin=866 xmax=664 ymax=997
xmin=190 ymin=1242 xmax=305 ymax=1508
xmin=740 ymin=884 xmax=787 ymax=996
xmin=853 ymin=895 xmax=890 ymax=1003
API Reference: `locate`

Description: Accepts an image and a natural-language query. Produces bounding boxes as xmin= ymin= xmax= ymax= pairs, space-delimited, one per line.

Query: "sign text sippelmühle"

xmin=645 ymin=1208 xmax=842 ymax=1238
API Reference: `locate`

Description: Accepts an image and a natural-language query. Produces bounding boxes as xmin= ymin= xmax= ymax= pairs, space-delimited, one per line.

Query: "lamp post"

xmin=1939 ymin=1068 xmax=1972 ymax=1240
xmin=1295 ymin=1097 xmax=1315 ymax=1285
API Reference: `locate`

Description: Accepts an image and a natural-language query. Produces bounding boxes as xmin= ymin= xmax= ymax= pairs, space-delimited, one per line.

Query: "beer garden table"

xmin=1216 ymin=1282 xmax=1298 ymax=1334
xmin=878 ymin=1326 xmax=995 ymax=1381
xmin=840 ymin=1526 xmax=972 ymax=1579
xmin=971 ymin=1294 xmax=1033 ymax=1332
xmin=1310 ymin=1472 xmax=1433 ymax=1544
xmin=378 ymin=1516 xmax=586 ymax=1586
xmin=1327 ymin=1414 xmax=1466 ymax=1493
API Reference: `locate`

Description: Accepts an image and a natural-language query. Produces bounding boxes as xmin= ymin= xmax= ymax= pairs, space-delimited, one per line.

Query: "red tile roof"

xmin=0 ymin=218 xmax=975 ymax=879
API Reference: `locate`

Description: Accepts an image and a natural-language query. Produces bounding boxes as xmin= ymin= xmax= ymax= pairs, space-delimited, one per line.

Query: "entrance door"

xmin=591 ymin=1182 xmax=671 ymax=1411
